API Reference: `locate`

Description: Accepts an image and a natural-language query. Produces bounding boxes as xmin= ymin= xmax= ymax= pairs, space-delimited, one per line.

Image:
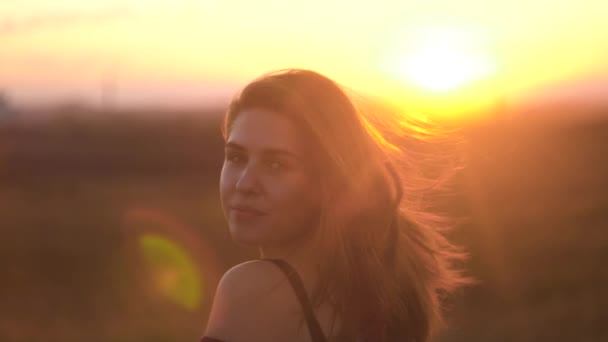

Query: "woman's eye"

xmin=267 ymin=160 xmax=284 ymax=171
xmin=226 ymin=153 xmax=244 ymax=164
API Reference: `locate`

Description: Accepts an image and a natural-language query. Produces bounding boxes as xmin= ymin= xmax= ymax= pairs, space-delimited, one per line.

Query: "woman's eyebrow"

xmin=225 ymin=142 xmax=299 ymax=160
xmin=225 ymin=142 xmax=245 ymax=151
xmin=262 ymin=148 xmax=299 ymax=160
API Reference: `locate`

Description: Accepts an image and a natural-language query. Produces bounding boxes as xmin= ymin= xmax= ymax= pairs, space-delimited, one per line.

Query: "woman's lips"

xmin=230 ymin=206 xmax=267 ymax=221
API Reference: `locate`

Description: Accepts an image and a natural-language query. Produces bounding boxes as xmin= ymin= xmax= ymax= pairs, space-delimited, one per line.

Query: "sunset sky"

xmin=1 ymin=0 xmax=607 ymax=119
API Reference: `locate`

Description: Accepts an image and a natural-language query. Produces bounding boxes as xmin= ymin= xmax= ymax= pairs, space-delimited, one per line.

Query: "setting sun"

xmin=393 ymin=27 xmax=497 ymax=93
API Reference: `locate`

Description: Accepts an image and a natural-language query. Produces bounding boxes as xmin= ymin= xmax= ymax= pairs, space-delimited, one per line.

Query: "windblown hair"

xmin=223 ymin=69 xmax=470 ymax=342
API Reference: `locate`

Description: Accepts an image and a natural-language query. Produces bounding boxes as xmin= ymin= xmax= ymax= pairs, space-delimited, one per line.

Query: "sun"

xmin=391 ymin=27 xmax=497 ymax=93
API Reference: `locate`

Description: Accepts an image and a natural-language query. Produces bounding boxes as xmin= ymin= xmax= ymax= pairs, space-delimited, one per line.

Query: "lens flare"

xmin=139 ymin=233 xmax=202 ymax=310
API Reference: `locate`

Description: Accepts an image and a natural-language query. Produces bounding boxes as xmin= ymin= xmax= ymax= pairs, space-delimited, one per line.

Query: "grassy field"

xmin=0 ymin=110 xmax=606 ymax=341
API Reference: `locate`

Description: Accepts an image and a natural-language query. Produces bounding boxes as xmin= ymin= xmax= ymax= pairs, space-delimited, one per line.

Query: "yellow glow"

xmin=395 ymin=28 xmax=497 ymax=92
xmin=139 ymin=233 xmax=202 ymax=311
xmin=373 ymin=25 xmax=502 ymax=121
xmin=1 ymin=1 xmax=608 ymax=121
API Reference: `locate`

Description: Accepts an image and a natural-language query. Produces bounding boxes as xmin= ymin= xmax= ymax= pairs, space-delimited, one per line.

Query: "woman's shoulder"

xmin=216 ymin=259 xmax=288 ymax=299
xmin=210 ymin=259 xmax=293 ymax=312
xmin=205 ymin=260 xmax=301 ymax=341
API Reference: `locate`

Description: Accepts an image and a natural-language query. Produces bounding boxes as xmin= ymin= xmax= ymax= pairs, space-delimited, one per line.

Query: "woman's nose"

xmin=235 ymin=165 xmax=261 ymax=195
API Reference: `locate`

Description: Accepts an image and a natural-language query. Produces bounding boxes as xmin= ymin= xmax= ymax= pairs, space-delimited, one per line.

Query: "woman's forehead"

xmin=227 ymin=108 xmax=309 ymax=155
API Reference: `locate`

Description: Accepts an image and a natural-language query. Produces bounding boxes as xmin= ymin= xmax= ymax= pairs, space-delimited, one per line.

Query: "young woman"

xmin=201 ymin=69 xmax=469 ymax=342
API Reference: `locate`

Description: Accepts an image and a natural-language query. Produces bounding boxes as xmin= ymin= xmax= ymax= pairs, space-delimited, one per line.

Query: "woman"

xmin=201 ymin=69 xmax=469 ymax=342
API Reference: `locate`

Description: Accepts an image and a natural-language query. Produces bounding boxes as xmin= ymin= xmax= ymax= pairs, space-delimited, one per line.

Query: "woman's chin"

xmin=229 ymin=226 xmax=268 ymax=246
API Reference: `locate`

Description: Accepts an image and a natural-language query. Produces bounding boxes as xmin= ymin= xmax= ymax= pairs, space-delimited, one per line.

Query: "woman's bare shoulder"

xmin=204 ymin=260 xmax=298 ymax=341
xmin=218 ymin=260 xmax=287 ymax=297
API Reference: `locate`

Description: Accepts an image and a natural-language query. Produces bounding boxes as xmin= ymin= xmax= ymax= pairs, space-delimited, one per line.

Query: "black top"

xmin=201 ymin=259 xmax=328 ymax=342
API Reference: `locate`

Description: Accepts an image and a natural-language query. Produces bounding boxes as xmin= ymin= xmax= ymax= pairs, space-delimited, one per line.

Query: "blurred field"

xmin=0 ymin=109 xmax=607 ymax=341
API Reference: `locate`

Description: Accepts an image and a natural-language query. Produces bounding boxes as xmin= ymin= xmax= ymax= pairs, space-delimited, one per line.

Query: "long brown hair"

xmin=223 ymin=69 xmax=470 ymax=341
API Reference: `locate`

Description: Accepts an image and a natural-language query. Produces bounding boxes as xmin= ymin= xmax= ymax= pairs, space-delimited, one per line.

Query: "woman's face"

xmin=219 ymin=108 xmax=321 ymax=248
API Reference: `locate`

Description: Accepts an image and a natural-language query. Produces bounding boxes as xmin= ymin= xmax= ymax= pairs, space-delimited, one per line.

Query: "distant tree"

xmin=0 ymin=92 xmax=8 ymax=109
xmin=0 ymin=91 xmax=17 ymax=119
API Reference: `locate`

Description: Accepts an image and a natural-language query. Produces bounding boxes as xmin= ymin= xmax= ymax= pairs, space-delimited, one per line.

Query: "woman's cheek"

xmin=270 ymin=176 xmax=300 ymax=199
xmin=219 ymin=168 xmax=237 ymax=201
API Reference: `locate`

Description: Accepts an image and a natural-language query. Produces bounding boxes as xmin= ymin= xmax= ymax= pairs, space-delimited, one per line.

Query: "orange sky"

xmin=1 ymin=0 xmax=607 ymax=119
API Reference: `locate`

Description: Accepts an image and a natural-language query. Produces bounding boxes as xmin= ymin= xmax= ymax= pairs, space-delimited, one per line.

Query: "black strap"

xmin=264 ymin=259 xmax=328 ymax=342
